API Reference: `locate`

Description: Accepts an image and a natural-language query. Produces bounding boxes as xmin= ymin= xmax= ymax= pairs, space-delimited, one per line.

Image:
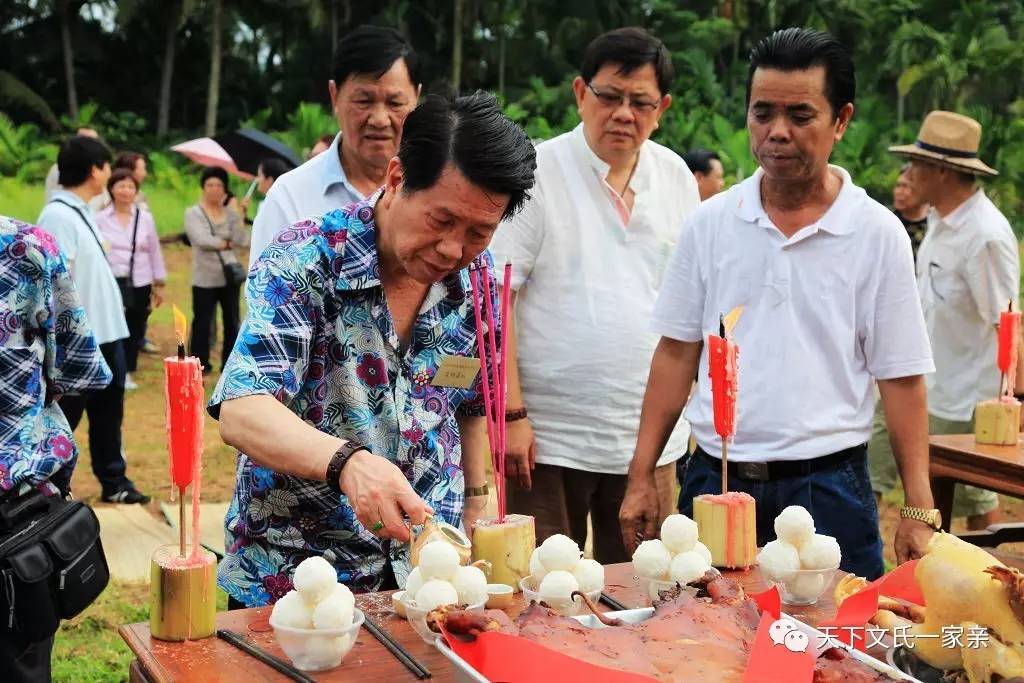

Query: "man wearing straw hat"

xmin=888 ymin=110 xmax=1020 ymax=530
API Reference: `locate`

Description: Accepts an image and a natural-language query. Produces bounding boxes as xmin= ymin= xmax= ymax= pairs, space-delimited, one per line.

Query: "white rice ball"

xmin=293 ymin=556 xmax=337 ymax=605
xmin=302 ymin=634 xmax=349 ymax=669
xmin=539 ymin=570 xmax=579 ymax=602
xmin=418 ymin=541 xmax=461 ymax=581
xmin=785 ymin=572 xmax=826 ymax=602
xmin=452 ymin=565 xmax=488 ymax=606
xmin=271 ymin=590 xmax=314 ymax=629
xmin=403 ymin=567 xmax=424 ymax=597
xmin=414 ymin=579 xmax=460 ymax=611
xmin=692 ymin=541 xmax=713 ymax=565
xmin=774 ymin=506 xmax=816 ymax=548
xmin=758 ymin=540 xmax=801 ymax=582
xmin=312 ymin=592 xmax=354 ymax=630
xmin=325 ymin=582 xmax=355 ymax=616
xmin=538 ymin=534 xmax=582 ymax=572
xmin=632 ymin=539 xmax=672 ymax=580
xmin=572 ymin=559 xmax=604 ymax=594
xmin=529 ymin=547 xmax=548 ymax=583
xmin=670 ymin=551 xmax=711 ymax=585
xmin=799 ymin=534 xmax=842 ymax=570
xmin=661 ymin=514 xmax=699 ymax=554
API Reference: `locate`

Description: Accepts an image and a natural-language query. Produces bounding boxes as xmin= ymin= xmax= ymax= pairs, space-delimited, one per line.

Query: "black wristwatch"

xmin=326 ymin=441 xmax=371 ymax=493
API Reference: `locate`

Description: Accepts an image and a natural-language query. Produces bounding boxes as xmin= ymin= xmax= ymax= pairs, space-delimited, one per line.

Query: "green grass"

xmin=52 ymin=583 xmax=229 ymax=683
xmin=0 ymin=177 xmax=195 ymax=239
xmin=0 ymin=176 xmax=45 ymax=223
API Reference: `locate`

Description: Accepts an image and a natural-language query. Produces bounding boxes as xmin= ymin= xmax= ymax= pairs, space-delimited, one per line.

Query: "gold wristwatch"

xmin=900 ymin=507 xmax=942 ymax=530
xmin=465 ymin=483 xmax=489 ymax=498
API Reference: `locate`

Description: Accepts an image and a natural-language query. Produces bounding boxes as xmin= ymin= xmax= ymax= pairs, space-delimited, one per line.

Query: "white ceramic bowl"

xmin=401 ymin=596 xmax=487 ymax=644
xmin=518 ymin=575 xmax=601 ymax=617
xmin=270 ymin=607 xmax=364 ymax=672
xmin=771 ymin=567 xmax=837 ymax=606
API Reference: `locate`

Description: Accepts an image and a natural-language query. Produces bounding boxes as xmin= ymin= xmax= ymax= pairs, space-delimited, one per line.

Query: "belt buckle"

xmin=737 ymin=461 xmax=769 ymax=481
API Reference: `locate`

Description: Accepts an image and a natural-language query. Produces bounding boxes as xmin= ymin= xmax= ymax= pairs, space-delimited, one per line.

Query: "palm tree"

xmin=451 ymin=0 xmax=465 ymax=91
xmin=205 ymin=0 xmax=224 ymax=136
xmin=51 ymin=0 xmax=85 ymax=121
xmin=115 ymin=0 xmax=196 ymax=136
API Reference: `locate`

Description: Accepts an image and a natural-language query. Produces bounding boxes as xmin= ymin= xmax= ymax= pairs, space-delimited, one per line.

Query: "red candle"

xmin=165 ymin=306 xmax=205 ymax=559
xmin=998 ymin=308 xmax=1020 ymax=397
xmin=165 ymin=307 xmax=204 ymax=491
xmin=708 ymin=334 xmax=739 ymax=439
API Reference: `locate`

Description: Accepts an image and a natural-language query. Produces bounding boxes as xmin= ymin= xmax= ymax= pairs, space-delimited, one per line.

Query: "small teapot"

xmin=410 ymin=516 xmax=491 ymax=575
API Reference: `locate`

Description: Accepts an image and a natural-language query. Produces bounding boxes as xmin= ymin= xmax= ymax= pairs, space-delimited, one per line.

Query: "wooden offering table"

xmin=930 ymin=434 xmax=1024 ymax=543
xmin=120 ymin=563 xmax=849 ymax=682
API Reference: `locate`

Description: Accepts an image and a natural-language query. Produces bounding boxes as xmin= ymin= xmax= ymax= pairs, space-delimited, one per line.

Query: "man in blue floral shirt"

xmin=211 ymin=92 xmax=536 ymax=606
xmin=0 ymin=214 xmax=111 ymax=680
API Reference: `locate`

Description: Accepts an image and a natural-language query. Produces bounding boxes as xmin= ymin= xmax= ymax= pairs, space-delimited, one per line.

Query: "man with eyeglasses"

xmin=490 ymin=27 xmax=700 ymax=563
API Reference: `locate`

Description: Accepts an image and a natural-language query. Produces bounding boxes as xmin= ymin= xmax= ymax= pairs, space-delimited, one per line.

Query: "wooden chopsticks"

xmin=362 ymin=614 xmax=432 ymax=679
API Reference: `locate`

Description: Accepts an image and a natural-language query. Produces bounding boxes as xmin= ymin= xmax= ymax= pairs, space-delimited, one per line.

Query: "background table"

xmin=930 ymin=434 xmax=1024 ymax=544
xmin=120 ymin=562 xmax=843 ymax=682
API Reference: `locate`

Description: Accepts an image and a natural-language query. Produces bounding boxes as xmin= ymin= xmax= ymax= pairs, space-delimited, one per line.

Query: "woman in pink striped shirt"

xmin=96 ymin=169 xmax=167 ymax=387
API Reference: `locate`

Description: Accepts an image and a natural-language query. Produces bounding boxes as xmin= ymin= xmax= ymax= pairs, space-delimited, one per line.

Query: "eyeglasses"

xmin=586 ymin=82 xmax=660 ymax=114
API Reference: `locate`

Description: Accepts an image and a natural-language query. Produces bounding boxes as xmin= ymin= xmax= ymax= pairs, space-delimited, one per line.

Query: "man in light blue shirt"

xmin=36 ymin=135 xmax=149 ymax=505
xmin=249 ymin=26 xmax=421 ymax=268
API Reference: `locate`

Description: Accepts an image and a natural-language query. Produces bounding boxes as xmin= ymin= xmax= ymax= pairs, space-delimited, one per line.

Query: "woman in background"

xmin=239 ymin=157 xmax=294 ymax=229
xmin=113 ymin=152 xmax=150 ymax=210
xmin=96 ymin=169 xmax=166 ymax=388
xmin=183 ymin=167 xmax=248 ymax=375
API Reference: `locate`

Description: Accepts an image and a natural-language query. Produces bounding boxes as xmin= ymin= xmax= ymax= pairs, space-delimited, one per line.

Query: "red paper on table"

xmin=164 ymin=356 xmax=204 ymax=490
xmin=440 ymin=628 xmax=656 ymax=683
xmin=750 ymin=584 xmax=781 ymax=619
xmin=741 ymin=613 xmax=816 ymax=683
xmin=818 ymin=559 xmax=924 ymax=651
xmin=708 ymin=333 xmax=739 ymax=439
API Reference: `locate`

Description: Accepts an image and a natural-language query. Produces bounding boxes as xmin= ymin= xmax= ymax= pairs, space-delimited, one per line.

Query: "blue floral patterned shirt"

xmin=0 ymin=216 xmax=112 ymax=496
xmin=210 ymin=197 xmax=498 ymax=606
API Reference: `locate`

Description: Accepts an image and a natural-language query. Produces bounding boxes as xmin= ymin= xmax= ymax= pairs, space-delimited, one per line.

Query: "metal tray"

xmin=435 ymin=607 xmax=922 ymax=682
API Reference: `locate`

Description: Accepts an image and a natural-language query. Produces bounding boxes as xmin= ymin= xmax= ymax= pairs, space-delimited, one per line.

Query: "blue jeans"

xmin=677 ymin=445 xmax=885 ymax=580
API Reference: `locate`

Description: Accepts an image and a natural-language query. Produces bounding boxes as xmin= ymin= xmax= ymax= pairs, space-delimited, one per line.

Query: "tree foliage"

xmin=2 ymin=0 xmax=1024 ymax=229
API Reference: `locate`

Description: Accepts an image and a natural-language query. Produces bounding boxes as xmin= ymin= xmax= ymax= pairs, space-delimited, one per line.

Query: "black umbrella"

xmin=212 ymin=128 xmax=301 ymax=176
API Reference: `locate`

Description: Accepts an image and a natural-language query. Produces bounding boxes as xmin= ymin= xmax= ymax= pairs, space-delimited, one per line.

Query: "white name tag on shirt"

xmin=430 ymin=355 xmax=480 ymax=389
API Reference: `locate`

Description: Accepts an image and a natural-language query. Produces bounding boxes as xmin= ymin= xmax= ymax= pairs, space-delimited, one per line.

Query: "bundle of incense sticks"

xmin=469 ymin=260 xmax=512 ymax=522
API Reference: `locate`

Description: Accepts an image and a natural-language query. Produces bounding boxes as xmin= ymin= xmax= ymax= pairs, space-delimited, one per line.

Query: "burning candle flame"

xmin=173 ymin=305 xmax=187 ymax=346
xmin=722 ymin=305 xmax=744 ymax=337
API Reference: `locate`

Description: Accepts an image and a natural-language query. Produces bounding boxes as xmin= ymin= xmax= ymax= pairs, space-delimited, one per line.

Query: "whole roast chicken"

xmin=841 ymin=533 xmax=1024 ymax=682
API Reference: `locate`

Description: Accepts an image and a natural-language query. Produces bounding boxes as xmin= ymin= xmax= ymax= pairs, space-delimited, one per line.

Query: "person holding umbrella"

xmin=249 ymin=25 xmax=421 ymax=268
xmin=183 ymin=167 xmax=249 ymax=376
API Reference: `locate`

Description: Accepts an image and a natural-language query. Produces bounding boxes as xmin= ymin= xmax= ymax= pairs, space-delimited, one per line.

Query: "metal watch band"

xmin=465 ymin=483 xmax=489 ymax=497
xmin=326 ymin=441 xmax=370 ymax=494
xmin=901 ymin=506 xmax=938 ymax=529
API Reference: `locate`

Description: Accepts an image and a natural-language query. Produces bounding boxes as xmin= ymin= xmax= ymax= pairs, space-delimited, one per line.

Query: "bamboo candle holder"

xmin=150 ymin=544 xmax=217 ymax=641
xmin=471 ymin=514 xmax=535 ymax=593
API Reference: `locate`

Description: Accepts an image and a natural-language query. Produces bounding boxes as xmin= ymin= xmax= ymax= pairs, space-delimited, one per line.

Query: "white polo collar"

xmin=734 ymin=165 xmax=860 ymax=238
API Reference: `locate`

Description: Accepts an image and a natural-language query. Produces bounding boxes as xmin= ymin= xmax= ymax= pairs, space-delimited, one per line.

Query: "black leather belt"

xmin=694 ymin=443 xmax=865 ymax=482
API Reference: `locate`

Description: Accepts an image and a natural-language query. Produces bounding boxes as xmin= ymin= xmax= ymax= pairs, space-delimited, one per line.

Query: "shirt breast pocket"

xmin=927 ymin=257 xmax=969 ymax=307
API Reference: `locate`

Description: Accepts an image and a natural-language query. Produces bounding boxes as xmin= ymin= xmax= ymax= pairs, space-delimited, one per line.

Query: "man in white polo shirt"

xmin=491 ymin=27 xmax=701 ymax=563
xmin=37 ymin=135 xmax=149 ymax=504
xmin=249 ymin=26 xmax=421 ymax=268
xmin=620 ymin=28 xmax=937 ymax=579
xmin=890 ymin=111 xmax=1020 ymax=530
